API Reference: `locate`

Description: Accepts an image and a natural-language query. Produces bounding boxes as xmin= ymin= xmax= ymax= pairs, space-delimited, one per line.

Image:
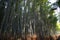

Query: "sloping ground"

xmin=0 ymin=33 xmax=60 ymax=40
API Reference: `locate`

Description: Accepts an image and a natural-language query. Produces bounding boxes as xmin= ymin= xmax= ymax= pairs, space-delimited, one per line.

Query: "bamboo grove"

xmin=0 ymin=0 xmax=57 ymax=38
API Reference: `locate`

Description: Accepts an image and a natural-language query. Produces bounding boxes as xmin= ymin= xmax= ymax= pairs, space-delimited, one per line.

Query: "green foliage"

xmin=57 ymin=0 xmax=60 ymax=7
